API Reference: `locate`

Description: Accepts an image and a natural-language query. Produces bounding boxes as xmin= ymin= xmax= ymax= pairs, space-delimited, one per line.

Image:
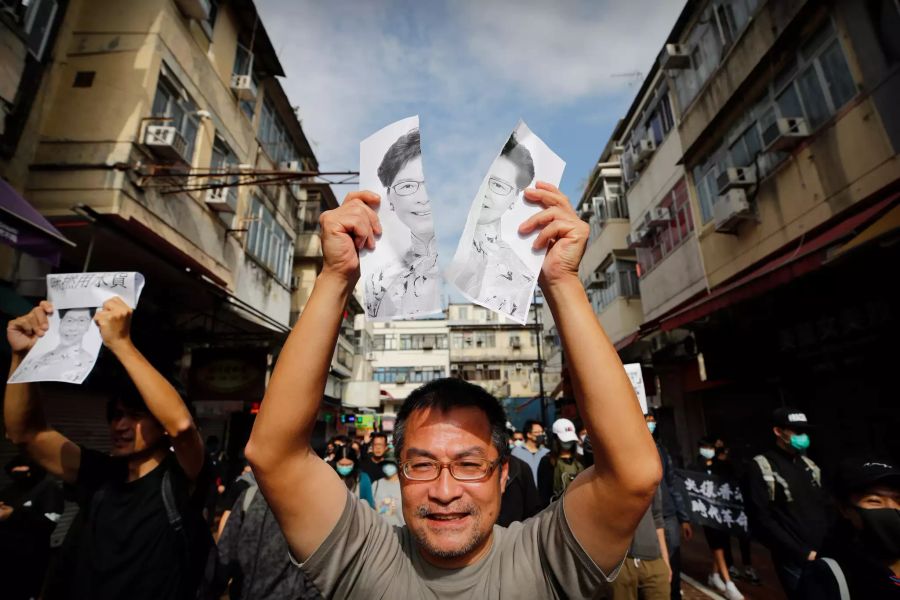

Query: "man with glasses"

xmin=365 ymin=127 xmax=440 ymax=319
xmin=451 ymin=132 xmax=537 ymax=321
xmin=247 ymin=183 xmax=662 ymax=598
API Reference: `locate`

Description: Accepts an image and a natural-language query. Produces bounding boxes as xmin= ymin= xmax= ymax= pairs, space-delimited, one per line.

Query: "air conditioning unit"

xmin=762 ymin=117 xmax=810 ymax=153
xmin=143 ymin=125 xmax=189 ymax=164
xmin=515 ymin=362 xmax=524 ymax=370
xmin=204 ymin=185 xmax=235 ymax=213
xmin=476 ymin=364 xmax=486 ymax=370
xmin=716 ymin=166 xmax=757 ymax=194
xmin=586 ymin=271 xmax=606 ymax=288
xmin=510 ymin=338 xmax=521 ymax=349
xmin=714 ymin=189 xmax=752 ymax=233
xmin=633 ymin=138 xmax=656 ymax=168
xmin=174 ymin=0 xmax=210 ymax=20
xmin=280 ymin=160 xmax=301 ymax=172
xmin=660 ymin=43 xmax=691 ymax=70
xmin=645 ymin=206 xmax=671 ymax=229
xmin=291 ymin=185 xmax=308 ymax=201
xmin=395 ymin=374 xmax=407 ymax=384
xmin=290 ymin=275 xmax=300 ymax=290
xmin=626 ymin=232 xmax=652 ymax=249
xmin=423 ymin=341 xmax=434 ymax=350
xmin=579 ymin=203 xmax=594 ymax=219
xmin=365 ymin=351 xmax=375 ymax=360
xmin=230 ymin=74 xmax=257 ymax=102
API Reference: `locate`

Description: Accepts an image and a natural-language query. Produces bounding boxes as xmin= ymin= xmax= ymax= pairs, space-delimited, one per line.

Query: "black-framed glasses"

xmin=487 ymin=176 xmax=515 ymax=197
xmin=400 ymin=457 xmax=503 ymax=482
xmin=391 ymin=180 xmax=425 ymax=196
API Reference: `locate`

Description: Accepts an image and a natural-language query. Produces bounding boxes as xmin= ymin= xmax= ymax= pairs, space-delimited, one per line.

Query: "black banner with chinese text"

xmin=676 ymin=469 xmax=749 ymax=536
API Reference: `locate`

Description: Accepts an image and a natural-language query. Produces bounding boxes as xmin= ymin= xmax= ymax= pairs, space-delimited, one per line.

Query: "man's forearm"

xmin=3 ymin=354 xmax=48 ymax=443
xmin=543 ymin=275 xmax=660 ymax=493
xmin=247 ymin=272 xmax=353 ymax=465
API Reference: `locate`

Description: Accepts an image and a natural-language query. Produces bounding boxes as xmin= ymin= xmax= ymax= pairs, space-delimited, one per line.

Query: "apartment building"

xmin=447 ymin=302 xmax=549 ymax=429
xmin=370 ymin=318 xmax=451 ymax=415
xmin=0 ymin=0 xmax=340 ymax=471
xmin=606 ymin=0 xmax=900 ymax=464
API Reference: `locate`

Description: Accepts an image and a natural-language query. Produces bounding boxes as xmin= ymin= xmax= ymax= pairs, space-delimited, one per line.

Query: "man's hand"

xmin=519 ymin=182 xmax=589 ymax=286
xmin=320 ymin=191 xmax=382 ymax=284
xmin=94 ymin=296 xmax=133 ymax=353
xmin=807 ymin=550 xmax=817 ymax=561
xmin=6 ymin=301 xmax=53 ymax=355
xmin=681 ymin=521 xmax=693 ymax=541
xmin=0 ymin=503 xmax=13 ymax=521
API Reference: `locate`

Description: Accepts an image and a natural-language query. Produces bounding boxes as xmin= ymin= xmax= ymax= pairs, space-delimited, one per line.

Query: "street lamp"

xmin=533 ymin=289 xmax=546 ymax=425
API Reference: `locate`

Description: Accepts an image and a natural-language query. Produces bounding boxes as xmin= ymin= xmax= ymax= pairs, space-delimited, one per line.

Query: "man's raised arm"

xmin=245 ymin=191 xmax=382 ymax=561
xmin=520 ymin=182 xmax=662 ymax=573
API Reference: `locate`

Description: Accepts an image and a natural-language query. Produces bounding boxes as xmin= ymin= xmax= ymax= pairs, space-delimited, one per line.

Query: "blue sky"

xmin=259 ymin=0 xmax=686 ymax=295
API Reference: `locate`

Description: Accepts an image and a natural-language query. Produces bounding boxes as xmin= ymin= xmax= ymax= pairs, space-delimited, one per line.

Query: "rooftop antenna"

xmin=610 ymin=71 xmax=644 ymax=87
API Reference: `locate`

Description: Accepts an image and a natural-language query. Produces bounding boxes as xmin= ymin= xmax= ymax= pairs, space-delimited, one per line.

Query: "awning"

xmin=0 ymin=178 xmax=74 ymax=266
xmin=826 ymin=202 xmax=900 ymax=262
xmin=660 ymin=192 xmax=899 ymax=332
xmin=614 ymin=330 xmax=642 ymax=351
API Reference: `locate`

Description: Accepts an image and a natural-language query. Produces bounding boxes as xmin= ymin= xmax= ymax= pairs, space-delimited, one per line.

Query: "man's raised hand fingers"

xmin=532 ymin=221 xmax=571 ymax=250
xmin=523 ymin=186 xmax=571 ymax=211
xmin=343 ymin=191 xmax=381 ymax=209
xmin=519 ymin=207 xmax=567 ymax=235
xmin=33 ymin=305 xmax=50 ymax=331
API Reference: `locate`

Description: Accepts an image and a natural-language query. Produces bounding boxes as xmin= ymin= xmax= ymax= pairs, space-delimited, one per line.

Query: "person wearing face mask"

xmin=372 ymin=456 xmax=405 ymax=526
xmin=0 ymin=454 xmax=64 ymax=600
xmin=689 ymin=437 xmax=745 ymax=600
xmin=797 ymin=458 xmax=900 ymax=599
xmin=511 ymin=419 xmax=549 ymax=487
xmin=332 ymin=446 xmax=375 ymax=509
xmin=747 ymin=407 xmax=828 ymax=599
xmin=511 ymin=430 xmax=525 ymax=449
xmin=547 ymin=418 xmax=585 ymax=501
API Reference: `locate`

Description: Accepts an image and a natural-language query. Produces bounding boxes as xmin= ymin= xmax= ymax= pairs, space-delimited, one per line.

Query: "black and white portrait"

xmin=359 ymin=116 xmax=441 ymax=320
xmin=9 ymin=308 xmax=99 ymax=384
xmin=446 ymin=121 xmax=565 ymax=324
xmin=8 ymin=272 xmax=145 ymax=384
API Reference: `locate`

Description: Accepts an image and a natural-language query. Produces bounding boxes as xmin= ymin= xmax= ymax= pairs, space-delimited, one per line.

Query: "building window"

xmin=151 ymin=72 xmax=200 ymax=164
xmin=637 ymin=179 xmax=695 ymax=276
xmin=374 ymin=366 xmax=445 ymax=383
xmin=590 ymin=260 xmax=640 ymax=314
xmin=4 ymin=0 xmax=60 ymax=60
xmin=232 ymin=43 xmax=258 ymax=120
xmin=373 ymin=335 xmax=385 ymax=350
xmin=259 ymin=99 xmax=297 ymax=165
xmin=458 ymin=306 xmax=468 ymax=320
xmin=245 ymin=195 xmax=293 ymax=284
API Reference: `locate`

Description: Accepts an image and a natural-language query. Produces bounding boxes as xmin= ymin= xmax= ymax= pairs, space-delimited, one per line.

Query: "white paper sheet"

xmin=8 ymin=272 xmax=146 ymax=384
xmin=445 ymin=121 xmax=565 ymax=324
xmin=358 ymin=116 xmax=441 ymax=321
xmin=623 ymin=363 xmax=649 ymax=415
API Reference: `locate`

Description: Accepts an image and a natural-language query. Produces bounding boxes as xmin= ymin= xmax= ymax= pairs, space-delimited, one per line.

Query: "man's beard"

xmin=411 ymin=502 xmax=487 ymax=560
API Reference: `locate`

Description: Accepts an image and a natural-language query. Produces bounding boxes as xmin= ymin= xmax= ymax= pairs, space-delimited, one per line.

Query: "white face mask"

xmin=513 ymin=440 xmax=524 ymax=447
xmin=699 ymin=448 xmax=716 ymax=460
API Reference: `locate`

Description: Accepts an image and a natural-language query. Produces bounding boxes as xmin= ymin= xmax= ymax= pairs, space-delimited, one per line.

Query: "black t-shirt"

xmin=71 ymin=447 xmax=207 ymax=600
xmin=359 ymin=456 xmax=386 ymax=483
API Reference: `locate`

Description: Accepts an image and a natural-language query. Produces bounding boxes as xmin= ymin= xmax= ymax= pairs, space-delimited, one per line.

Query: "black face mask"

xmin=534 ymin=434 xmax=546 ymax=445
xmin=560 ymin=441 xmax=576 ymax=451
xmin=855 ymin=507 xmax=900 ymax=560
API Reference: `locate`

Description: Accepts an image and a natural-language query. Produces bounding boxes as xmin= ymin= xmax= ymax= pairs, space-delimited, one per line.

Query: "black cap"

xmin=834 ymin=458 xmax=900 ymax=498
xmin=772 ymin=407 xmax=813 ymax=431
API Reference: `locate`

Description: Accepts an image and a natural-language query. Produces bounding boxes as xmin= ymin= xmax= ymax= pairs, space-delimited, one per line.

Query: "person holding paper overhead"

xmin=246 ymin=180 xmax=662 ymax=598
xmin=453 ymin=132 xmax=537 ymax=321
xmin=3 ymin=297 xmax=210 ymax=600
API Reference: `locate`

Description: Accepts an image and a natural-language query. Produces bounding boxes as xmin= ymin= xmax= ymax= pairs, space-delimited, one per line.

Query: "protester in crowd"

xmin=689 ymin=437 xmax=744 ymax=600
xmin=747 ymin=407 xmax=829 ymax=598
xmin=797 ymin=458 xmax=900 ymax=599
xmin=215 ymin=467 xmax=322 ymax=600
xmin=537 ymin=417 xmax=585 ymax=505
xmin=714 ymin=439 xmax=760 ymax=585
xmin=332 ymin=445 xmax=374 ymax=508
xmin=608 ymin=485 xmax=671 ymax=600
xmin=216 ymin=462 xmax=254 ymax=538
xmin=3 ymin=297 xmax=211 ymax=600
xmin=511 ymin=430 xmax=525 ymax=449
xmin=498 ymin=453 xmax=544 ymax=526
xmin=511 ymin=418 xmax=549 ymax=486
xmin=0 ymin=454 xmax=65 ymax=600
xmin=576 ymin=424 xmax=588 ymax=458
xmin=245 ymin=186 xmax=662 ymax=598
xmin=646 ymin=411 xmax=693 ymax=599
xmin=360 ymin=431 xmax=389 ymax=483
xmin=371 ymin=455 xmax=404 ymax=526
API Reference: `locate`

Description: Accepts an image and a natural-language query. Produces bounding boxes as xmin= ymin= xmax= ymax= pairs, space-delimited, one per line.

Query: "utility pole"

xmin=534 ymin=289 xmax=546 ymax=425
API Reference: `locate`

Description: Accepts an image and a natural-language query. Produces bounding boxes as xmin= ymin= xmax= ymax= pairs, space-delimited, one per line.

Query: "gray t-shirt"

xmin=293 ymin=489 xmax=619 ymax=599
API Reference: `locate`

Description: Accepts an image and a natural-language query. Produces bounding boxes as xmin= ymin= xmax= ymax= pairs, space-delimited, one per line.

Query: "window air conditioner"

xmin=659 ymin=43 xmax=691 ymax=70
xmin=716 ymin=166 xmax=757 ymax=194
xmin=761 ymin=117 xmax=810 ymax=153
xmin=476 ymin=364 xmax=486 ymax=370
xmin=175 ymin=0 xmax=210 ymax=20
xmin=626 ymin=232 xmax=652 ymax=249
xmin=230 ymin=74 xmax=257 ymax=102
xmin=143 ymin=125 xmax=189 ymax=165
xmin=395 ymin=374 xmax=407 ymax=384
xmin=633 ymin=138 xmax=656 ymax=168
xmin=713 ymin=189 xmax=752 ymax=233
xmin=365 ymin=351 xmax=375 ymax=360
xmin=586 ymin=271 xmax=606 ymax=288
xmin=510 ymin=338 xmax=521 ymax=348
xmin=644 ymin=206 xmax=671 ymax=229
xmin=515 ymin=362 xmax=524 ymax=370
xmin=204 ymin=184 xmax=235 ymax=213
xmin=579 ymin=203 xmax=594 ymax=220
xmin=280 ymin=160 xmax=301 ymax=172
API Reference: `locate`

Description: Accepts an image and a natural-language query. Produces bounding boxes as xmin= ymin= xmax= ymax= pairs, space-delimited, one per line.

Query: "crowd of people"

xmin=0 ymin=185 xmax=897 ymax=599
